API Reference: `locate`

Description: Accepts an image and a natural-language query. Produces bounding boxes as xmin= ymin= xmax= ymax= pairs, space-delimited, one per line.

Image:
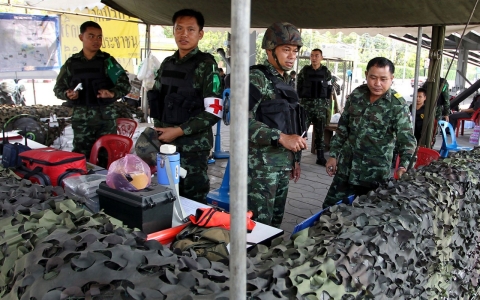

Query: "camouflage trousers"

xmin=71 ymin=104 xmax=117 ymax=160
xmin=323 ymin=174 xmax=373 ymax=208
xmin=248 ymin=167 xmax=290 ymax=228
xmin=180 ymin=150 xmax=210 ymax=204
xmin=302 ymin=98 xmax=330 ymax=151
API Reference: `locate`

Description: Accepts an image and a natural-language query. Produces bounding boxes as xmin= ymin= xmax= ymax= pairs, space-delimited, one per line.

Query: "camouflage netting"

xmin=0 ymin=102 xmax=145 ymax=147
xmin=0 ymin=149 xmax=479 ymax=299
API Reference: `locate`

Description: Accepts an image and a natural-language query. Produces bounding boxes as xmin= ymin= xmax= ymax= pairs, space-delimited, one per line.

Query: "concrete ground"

xmin=206 ymin=121 xmax=477 ymax=238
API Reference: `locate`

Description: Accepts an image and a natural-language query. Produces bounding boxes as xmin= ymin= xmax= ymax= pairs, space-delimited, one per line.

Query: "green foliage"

xmin=255 ymin=32 xmax=267 ymax=64
xmin=197 ymin=31 xmax=228 ymax=67
xmin=162 ymin=26 xmax=173 ymax=38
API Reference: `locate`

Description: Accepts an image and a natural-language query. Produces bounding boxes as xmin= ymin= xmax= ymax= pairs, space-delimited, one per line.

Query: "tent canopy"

xmin=99 ymin=0 xmax=480 ymax=29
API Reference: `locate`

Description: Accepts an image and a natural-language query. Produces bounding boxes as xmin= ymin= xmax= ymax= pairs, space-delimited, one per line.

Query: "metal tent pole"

xmin=142 ymin=24 xmax=151 ymax=120
xmin=421 ymin=25 xmax=445 ymax=148
xmin=411 ymin=27 xmax=423 ymax=136
xmin=229 ymin=0 xmax=250 ymax=298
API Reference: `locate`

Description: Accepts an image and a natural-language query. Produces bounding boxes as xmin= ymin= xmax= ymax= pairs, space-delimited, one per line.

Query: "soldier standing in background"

xmin=53 ymin=21 xmax=130 ymax=160
xmin=433 ymin=78 xmax=450 ymax=122
xmin=150 ymin=9 xmax=223 ymax=204
xmin=13 ymin=84 xmax=27 ymax=106
xmin=289 ymin=70 xmax=296 ymax=87
xmin=297 ymin=49 xmax=333 ymax=166
xmin=248 ymin=22 xmax=307 ymax=228
xmin=324 ymin=57 xmax=416 ymax=208
xmin=0 ymin=81 xmax=16 ymax=106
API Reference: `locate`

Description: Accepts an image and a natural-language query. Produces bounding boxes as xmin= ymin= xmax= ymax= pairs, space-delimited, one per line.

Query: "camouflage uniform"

xmin=152 ymin=47 xmax=221 ymax=204
xmin=0 ymin=91 xmax=15 ymax=106
xmin=437 ymin=79 xmax=451 ymax=119
xmin=297 ymin=64 xmax=332 ymax=163
xmin=248 ymin=60 xmax=302 ymax=228
xmin=53 ymin=50 xmax=130 ymax=159
xmin=323 ymin=84 xmax=416 ymax=208
xmin=247 ymin=22 xmax=304 ymax=228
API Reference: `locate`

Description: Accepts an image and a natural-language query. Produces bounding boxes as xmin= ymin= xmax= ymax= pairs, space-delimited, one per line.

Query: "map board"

xmin=0 ymin=13 xmax=61 ymax=73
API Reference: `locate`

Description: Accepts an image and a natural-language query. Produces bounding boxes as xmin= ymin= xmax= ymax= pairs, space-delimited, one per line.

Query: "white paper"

xmin=180 ymin=197 xmax=209 ymax=216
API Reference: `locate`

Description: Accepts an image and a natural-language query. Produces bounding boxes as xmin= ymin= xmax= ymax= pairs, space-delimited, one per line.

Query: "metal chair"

xmin=438 ymin=120 xmax=472 ymax=158
xmin=89 ymin=134 xmax=133 ymax=169
xmin=455 ymin=108 xmax=480 ymax=137
xmin=116 ymin=118 xmax=138 ymax=138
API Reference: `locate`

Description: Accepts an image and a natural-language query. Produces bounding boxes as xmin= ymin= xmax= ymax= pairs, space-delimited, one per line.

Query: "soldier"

xmin=434 ymin=78 xmax=450 ymax=122
xmin=248 ymin=22 xmax=307 ymax=228
xmin=13 ymin=84 xmax=27 ymax=106
xmin=150 ymin=9 xmax=223 ymax=204
xmin=323 ymin=57 xmax=416 ymax=208
xmin=0 ymin=81 xmax=16 ymax=106
xmin=53 ymin=21 xmax=130 ymax=160
xmin=297 ymin=49 xmax=333 ymax=166
xmin=289 ymin=70 xmax=296 ymax=87
xmin=410 ymin=87 xmax=428 ymax=143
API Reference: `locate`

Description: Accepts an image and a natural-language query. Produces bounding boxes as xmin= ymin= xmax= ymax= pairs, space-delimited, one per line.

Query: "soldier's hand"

xmin=290 ymin=162 xmax=301 ymax=183
xmin=395 ymin=167 xmax=407 ymax=179
xmin=155 ymin=127 xmax=184 ymax=143
xmin=326 ymin=157 xmax=337 ymax=176
xmin=278 ymin=133 xmax=307 ymax=152
xmin=97 ymin=89 xmax=114 ymax=98
xmin=66 ymin=89 xmax=78 ymax=100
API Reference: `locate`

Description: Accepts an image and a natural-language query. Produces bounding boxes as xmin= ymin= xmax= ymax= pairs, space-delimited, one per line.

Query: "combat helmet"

xmin=262 ymin=22 xmax=303 ymax=50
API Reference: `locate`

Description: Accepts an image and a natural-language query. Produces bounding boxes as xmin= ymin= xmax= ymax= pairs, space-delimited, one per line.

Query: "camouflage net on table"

xmin=0 ymin=149 xmax=479 ymax=299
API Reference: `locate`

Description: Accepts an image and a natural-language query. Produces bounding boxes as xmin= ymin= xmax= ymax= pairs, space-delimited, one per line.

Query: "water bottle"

xmin=157 ymin=152 xmax=180 ymax=185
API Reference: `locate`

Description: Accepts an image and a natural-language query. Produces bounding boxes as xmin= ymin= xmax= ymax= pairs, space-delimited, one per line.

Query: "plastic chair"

xmin=455 ymin=108 xmax=480 ymax=137
xmin=393 ymin=147 xmax=441 ymax=179
xmin=89 ymin=134 xmax=133 ymax=169
xmin=116 ymin=118 xmax=138 ymax=138
xmin=438 ymin=120 xmax=472 ymax=158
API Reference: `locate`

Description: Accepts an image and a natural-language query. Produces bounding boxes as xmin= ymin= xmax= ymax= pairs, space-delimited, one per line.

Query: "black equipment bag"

xmin=1 ymin=115 xmax=33 ymax=168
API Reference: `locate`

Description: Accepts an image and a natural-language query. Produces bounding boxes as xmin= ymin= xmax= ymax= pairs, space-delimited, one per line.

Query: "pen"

xmin=301 ymin=131 xmax=306 ymax=138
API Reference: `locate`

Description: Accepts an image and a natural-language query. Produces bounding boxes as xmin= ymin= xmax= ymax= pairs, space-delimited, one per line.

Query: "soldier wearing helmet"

xmin=0 ymin=81 xmax=16 ymax=106
xmin=247 ymin=22 xmax=308 ymax=228
xmin=297 ymin=48 xmax=333 ymax=166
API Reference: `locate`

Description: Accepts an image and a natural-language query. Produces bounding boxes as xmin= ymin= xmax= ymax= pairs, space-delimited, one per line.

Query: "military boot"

xmin=316 ymin=149 xmax=327 ymax=166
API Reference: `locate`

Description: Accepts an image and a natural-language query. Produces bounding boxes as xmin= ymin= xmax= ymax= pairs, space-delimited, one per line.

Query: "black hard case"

xmin=97 ymin=182 xmax=176 ymax=234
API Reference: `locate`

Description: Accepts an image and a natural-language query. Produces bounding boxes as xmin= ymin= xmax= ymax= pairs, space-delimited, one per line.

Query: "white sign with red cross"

xmin=204 ymin=97 xmax=224 ymax=118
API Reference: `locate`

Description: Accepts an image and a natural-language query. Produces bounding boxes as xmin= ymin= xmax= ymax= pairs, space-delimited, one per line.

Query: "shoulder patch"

xmin=392 ymin=92 xmax=407 ymax=105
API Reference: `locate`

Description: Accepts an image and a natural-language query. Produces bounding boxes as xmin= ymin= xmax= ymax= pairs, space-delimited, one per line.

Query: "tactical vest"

xmin=249 ymin=65 xmax=307 ymax=136
xmin=151 ymin=52 xmax=213 ymax=125
xmin=298 ymin=66 xmax=331 ymax=99
xmin=70 ymin=56 xmax=115 ymax=106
